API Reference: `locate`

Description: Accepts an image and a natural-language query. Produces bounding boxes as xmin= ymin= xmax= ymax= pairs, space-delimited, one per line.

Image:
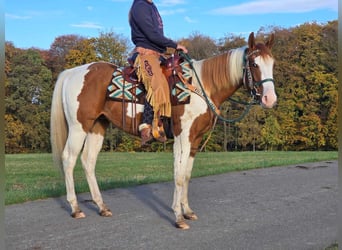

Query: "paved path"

xmin=6 ymin=161 xmax=338 ymax=250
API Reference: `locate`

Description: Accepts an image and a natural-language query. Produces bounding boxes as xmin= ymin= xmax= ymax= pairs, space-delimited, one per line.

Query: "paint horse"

xmin=50 ymin=32 xmax=277 ymax=230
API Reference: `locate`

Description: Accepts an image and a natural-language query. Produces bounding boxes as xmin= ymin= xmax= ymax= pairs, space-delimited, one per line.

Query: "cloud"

xmin=209 ymin=0 xmax=337 ymax=15
xmin=159 ymin=8 xmax=186 ymax=16
xmin=6 ymin=10 xmax=65 ymax=20
xmin=184 ymin=16 xmax=196 ymax=23
xmin=5 ymin=13 xmax=31 ymax=20
xmin=155 ymin=0 xmax=187 ymax=16
xmin=158 ymin=0 xmax=187 ymax=6
xmin=71 ymin=22 xmax=103 ymax=29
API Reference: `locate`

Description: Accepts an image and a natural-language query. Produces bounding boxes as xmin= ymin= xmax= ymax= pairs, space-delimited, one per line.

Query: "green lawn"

xmin=5 ymin=151 xmax=337 ymax=205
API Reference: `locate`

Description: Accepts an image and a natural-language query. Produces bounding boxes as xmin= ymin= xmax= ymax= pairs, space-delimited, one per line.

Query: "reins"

xmin=178 ymin=51 xmax=258 ymax=124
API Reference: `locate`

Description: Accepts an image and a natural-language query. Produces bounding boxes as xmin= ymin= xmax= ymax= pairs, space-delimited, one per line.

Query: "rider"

xmin=129 ymin=0 xmax=188 ymax=145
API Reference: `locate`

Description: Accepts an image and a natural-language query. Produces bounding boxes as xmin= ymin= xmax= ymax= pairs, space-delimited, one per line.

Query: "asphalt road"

xmin=5 ymin=160 xmax=338 ymax=250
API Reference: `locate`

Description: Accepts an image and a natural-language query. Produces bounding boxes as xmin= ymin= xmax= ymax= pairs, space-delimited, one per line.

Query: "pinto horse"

xmin=50 ymin=32 xmax=277 ymax=229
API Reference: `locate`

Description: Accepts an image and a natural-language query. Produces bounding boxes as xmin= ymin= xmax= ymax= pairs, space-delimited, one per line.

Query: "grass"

xmin=5 ymin=151 xmax=337 ymax=205
xmin=325 ymin=242 xmax=338 ymax=250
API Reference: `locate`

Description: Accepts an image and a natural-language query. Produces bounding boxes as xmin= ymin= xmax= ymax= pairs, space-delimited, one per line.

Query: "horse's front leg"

xmin=172 ymin=135 xmax=193 ymax=229
xmin=181 ymin=156 xmax=198 ymax=221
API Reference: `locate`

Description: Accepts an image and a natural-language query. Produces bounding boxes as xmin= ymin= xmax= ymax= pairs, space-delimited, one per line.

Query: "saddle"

xmin=122 ymin=65 xmax=138 ymax=84
xmin=123 ymin=53 xmax=139 ymax=83
xmin=161 ymin=54 xmax=184 ymax=78
xmin=107 ymin=53 xmax=191 ymax=105
xmin=124 ymin=53 xmax=184 ymax=83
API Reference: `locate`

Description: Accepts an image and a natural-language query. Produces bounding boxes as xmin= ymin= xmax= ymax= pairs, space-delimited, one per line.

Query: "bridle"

xmin=243 ymin=48 xmax=275 ymax=102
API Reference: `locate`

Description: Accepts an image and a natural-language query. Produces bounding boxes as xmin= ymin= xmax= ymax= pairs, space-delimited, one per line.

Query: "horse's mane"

xmin=228 ymin=46 xmax=247 ymax=85
xmin=201 ymin=46 xmax=246 ymax=90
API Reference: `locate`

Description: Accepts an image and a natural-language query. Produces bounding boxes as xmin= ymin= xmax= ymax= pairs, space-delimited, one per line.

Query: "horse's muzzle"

xmin=261 ymin=83 xmax=277 ymax=108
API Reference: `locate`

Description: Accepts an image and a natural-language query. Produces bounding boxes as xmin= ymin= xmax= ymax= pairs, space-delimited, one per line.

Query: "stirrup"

xmin=152 ymin=118 xmax=167 ymax=143
xmin=139 ymin=123 xmax=153 ymax=146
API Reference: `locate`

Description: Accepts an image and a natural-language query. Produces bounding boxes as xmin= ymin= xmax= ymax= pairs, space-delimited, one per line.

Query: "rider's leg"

xmin=139 ymin=99 xmax=154 ymax=145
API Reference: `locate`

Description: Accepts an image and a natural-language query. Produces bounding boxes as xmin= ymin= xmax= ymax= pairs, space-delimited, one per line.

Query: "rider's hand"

xmin=176 ymin=44 xmax=188 ymax=53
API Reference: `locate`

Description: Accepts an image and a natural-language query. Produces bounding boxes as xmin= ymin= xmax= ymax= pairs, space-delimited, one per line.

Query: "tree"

xmin=179 ymin=32 xmax=218 ymax=60
xmin=65 ymin=38 xmax=98 ymax=68
xmin=95 ymin=30 xmax=132 ymax=65
xmin=4 ymin=114 xmax=25 ymax=153
xmin=237 ymin=107 xmax=267 ymax=151
xmin=297 ymin=113 xmax=325 ymax=150
xmin=218 ymin=34 xmax=246 ymax=52
xmin=47 ymin=34 xmax=86 ymax=79
xmin=5 ymin=47 xmax=52 ymax=153
xmin=260 ymin=115 xmax=282 ymax=151
xmin=267 ymin=22 xmax=337 ymax=150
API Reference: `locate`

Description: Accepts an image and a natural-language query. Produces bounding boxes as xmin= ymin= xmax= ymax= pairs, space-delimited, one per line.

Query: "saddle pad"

xmin=107 ymin=60 xmax=192 ymax=106
xmin=107 ymin=68 xmax=145 ymax=104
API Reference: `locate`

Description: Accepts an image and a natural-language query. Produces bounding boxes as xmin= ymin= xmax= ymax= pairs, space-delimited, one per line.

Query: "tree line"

xmin=4 ymin=21 xmax=337 ymax=153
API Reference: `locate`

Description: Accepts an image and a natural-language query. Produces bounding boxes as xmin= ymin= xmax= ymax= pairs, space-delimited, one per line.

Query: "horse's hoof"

xmin=175 ymin=220 xmax=190 ymax=230
xmin=99 ymin=209 xmax=112 ymax=217
xmin=71 ymin=211 xmax=86 ymax=219
xmin=184 ymin=213 xmax=198 ymax=221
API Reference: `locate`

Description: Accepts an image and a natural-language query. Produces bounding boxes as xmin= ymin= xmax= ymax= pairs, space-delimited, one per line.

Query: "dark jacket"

xmin=129 ymin=0 xmax=177 ymax=53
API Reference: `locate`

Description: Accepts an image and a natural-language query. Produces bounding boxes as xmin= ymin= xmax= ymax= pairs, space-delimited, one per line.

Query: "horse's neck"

xmin=193 ymin=58 xmax=242 ymax=107
xmin=211 ymin=81 xmax=242 ymax=107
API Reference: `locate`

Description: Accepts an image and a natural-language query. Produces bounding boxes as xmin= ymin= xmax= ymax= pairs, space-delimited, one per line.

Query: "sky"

xmin=5 ymin=0 xmax=338 ymax=50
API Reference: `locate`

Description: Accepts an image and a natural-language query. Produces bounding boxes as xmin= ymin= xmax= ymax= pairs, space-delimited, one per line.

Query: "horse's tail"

xmin=50 ymin=70 xmax=68 ymax=174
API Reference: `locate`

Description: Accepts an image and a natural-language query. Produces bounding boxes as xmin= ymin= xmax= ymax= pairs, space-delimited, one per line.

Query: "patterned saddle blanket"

xmin=107 ymin=55 xmax=192 ymax=106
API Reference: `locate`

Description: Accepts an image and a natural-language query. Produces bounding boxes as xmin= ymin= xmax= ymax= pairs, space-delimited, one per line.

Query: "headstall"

xmin=243 ymin=48 xmax=274 ymax=101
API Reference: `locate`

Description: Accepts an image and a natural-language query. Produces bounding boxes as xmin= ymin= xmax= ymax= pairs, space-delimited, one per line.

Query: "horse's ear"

xmin=265 ymin=33 xmax=275 ymax=49
xmin=248 ymin=32 xmax=256 ymax=50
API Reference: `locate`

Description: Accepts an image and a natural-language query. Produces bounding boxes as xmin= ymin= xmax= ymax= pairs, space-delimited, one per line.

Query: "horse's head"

xmin=244 ymin=32 xmax=277 ymax=109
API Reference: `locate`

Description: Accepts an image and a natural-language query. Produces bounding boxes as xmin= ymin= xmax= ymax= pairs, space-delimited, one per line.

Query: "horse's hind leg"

xmin=81 ymin=126 xmax=112 ymax=217
xmin=63 ymin=130 xmax=87 ymax=218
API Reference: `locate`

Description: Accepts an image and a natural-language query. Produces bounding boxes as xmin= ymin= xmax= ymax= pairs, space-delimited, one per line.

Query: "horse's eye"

xmin=252 ymin=63 xmax=258 ymax=68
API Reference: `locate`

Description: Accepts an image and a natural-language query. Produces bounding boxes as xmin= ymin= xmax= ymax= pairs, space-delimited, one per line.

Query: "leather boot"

xmin=139 ymin=123 xmax=153 ymax=146
xmin=152 ymin=118 xmax=167 ymax=143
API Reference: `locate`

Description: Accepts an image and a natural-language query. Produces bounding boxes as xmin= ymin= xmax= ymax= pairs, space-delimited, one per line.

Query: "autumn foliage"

xmin=4 ymin=21 xmax=337 ymax=153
